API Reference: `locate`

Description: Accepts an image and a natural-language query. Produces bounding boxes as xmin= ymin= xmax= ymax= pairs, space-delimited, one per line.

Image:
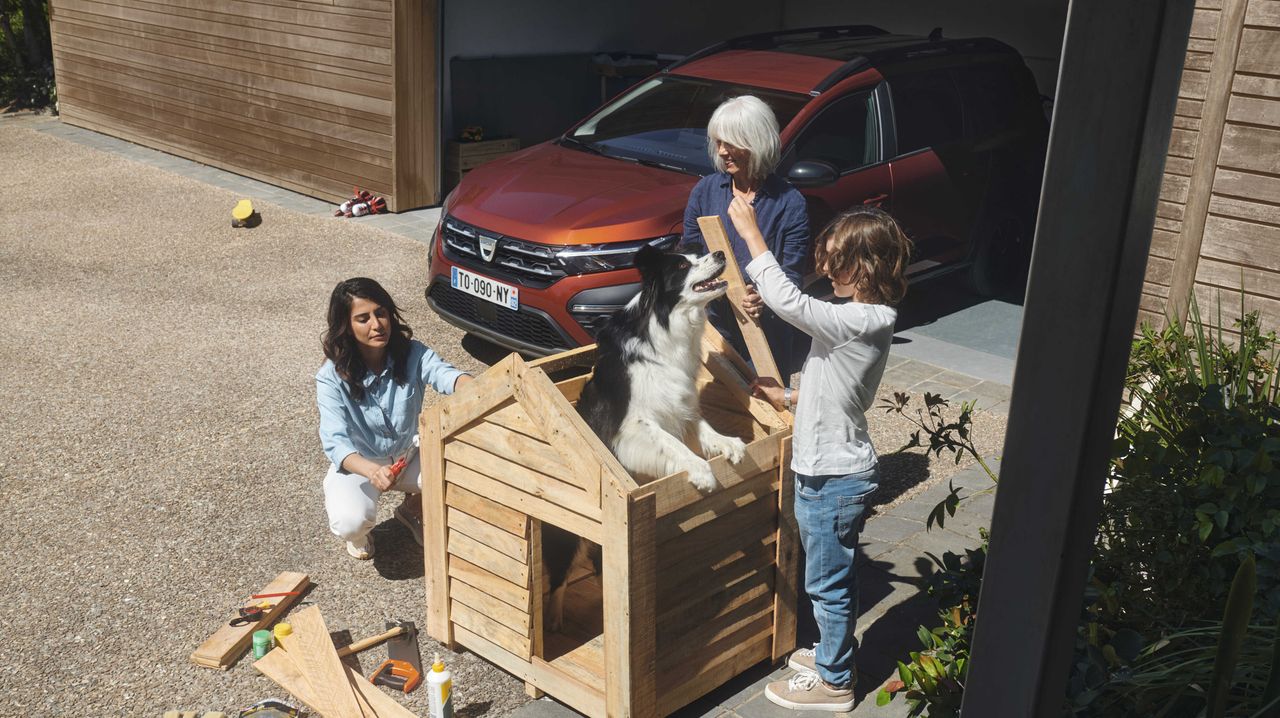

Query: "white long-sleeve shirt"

xmin=745 ymin=252 xmax=897 ymax=476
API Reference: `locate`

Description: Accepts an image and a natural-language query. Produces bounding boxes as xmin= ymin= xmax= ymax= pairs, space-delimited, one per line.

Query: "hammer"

xmin=336 ymin=622 xmax=412 ymax=658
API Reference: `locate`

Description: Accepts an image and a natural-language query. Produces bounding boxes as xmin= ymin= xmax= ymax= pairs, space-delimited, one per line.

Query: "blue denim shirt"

xmin=683 ymin=171 xmax=811 ymax=377
xmin=316 ymin=339 xmax=465 ymax=468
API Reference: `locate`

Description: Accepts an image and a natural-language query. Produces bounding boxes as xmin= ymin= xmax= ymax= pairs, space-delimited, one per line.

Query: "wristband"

xmin=784 ymin=387 xmax=793 ymax=411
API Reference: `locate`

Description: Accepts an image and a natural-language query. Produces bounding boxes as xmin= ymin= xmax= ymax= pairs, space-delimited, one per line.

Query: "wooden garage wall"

xmin=1140 ymin=0 xmax=1280 ymax=332
xmin=48 ymin=0 xmax=437 ymax=212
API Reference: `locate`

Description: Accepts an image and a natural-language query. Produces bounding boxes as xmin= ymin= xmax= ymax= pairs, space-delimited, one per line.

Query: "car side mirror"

xmin=786 ymin=160 xmax=839 ymax=188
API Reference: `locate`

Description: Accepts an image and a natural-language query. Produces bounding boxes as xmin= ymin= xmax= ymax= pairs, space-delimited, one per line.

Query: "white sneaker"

xmin=346 ymin=535 xmax=374 ymax=560
xmin=765 ymin=671 xmax=854 ymax=712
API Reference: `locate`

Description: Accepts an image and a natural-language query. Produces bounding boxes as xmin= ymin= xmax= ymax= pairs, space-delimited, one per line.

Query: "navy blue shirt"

xmin=683 ymin=171 xmax=811 ymax=378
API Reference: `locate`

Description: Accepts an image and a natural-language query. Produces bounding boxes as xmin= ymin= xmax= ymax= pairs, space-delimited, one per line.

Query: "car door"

xmin=781 ymin=87 xmax=893 ymax=282
xmin=884 ymin=69 xmax=980 ymax=270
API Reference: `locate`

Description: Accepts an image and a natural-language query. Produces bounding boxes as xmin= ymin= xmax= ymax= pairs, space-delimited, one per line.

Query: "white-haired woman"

xmin=684 ymin=95 xmax=810 ymax=380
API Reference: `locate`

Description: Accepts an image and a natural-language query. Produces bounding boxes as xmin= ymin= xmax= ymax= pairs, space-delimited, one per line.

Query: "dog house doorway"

xmin=532 ymin=518 xmax=605 ymax=689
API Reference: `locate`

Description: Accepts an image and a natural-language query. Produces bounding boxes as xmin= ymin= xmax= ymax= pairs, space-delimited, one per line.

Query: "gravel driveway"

xmin=0 ymin=118 xmax=1003 ymax=717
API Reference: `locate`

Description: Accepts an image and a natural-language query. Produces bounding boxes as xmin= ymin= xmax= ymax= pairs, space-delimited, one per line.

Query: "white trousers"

xmin=323 ymin=450 xmax=421 ymax=542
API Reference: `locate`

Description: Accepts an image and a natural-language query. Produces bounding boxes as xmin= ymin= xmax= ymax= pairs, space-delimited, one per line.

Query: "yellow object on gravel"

xmin=232 ymin=199 xmax=254 ymax=222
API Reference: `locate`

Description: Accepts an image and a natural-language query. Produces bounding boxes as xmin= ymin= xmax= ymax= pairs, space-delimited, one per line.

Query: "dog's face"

xmin=634 ymin=244 xmax=728 ymax=316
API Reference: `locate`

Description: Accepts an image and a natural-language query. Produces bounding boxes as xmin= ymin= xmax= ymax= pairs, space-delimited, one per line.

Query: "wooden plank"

xmin=696 ymin=215 xmax=782 ymax=383
xmin=656 ymin=534 xmax=778 ymax=616
xmin=452 ymin=578 xmax=531 ymax=635
xmin=1194 ymin=282 xmax=1280 ymax=320
xmin=1166 ymin=0 xmax=1251 ymax=327
xmin=1177 ymin=97 xmax=1205 ymax=119
xmin=1166 ymin=155 xmax=1195 ymax=176
xmin=772 ymin=435 xmax=799 ymax=662
xmin=391 ymin=0 xmax=438 ymax=211
xmin=190 ymin=571 xmax=310 ymax=670
xmin=1185 ymin=50 xmax=1214 ymax=71
xmin=52 ymin=54 xmax=393 ymax=156
xmin=700 ymin=327 xmax=791 ymax=430
xmin=1246 ymin=0 xmax=1280 ymax=27
xmin=454 ymin=625 xmax=607 ymax=718
xmin=444 ymin=461 xmax=604 ymax=544
xmin=1167 ymin=127 xmax=1200 ymax=158
xmin=1219 ymin=123 xmax=1280 ymax=174
xmin=1192 ymin=7 xmax=1222 ymax=38
xmin=529 ymin=519 xmax=546 ymax=696
xmin=448 ymin=530 xmax=529 ymax=586
xmin=554 ymin=373 xmax=592 ymax=404
xmin=1179 ymin=68 xmax=1209 ymax=100
xmin=528 ymin=343 xmax=598 ymax=374
xmin=1227 ymin=94 xmax=1280 ymax=126
xmin=421 ymin=406 xmax=453 ymax=646
xmin=1144 ymin=254 xmax=1176 ymax=286
xmin=455 ymin=419 xmax=572 ymax=488
xmin=659 ymin=497 xmax=778 ymax=576
xmin=1173 ymin=115 xmax=1203 ymax=131
xmin=1236 ymin=27 xmax=1280 ymax=74
xmin=448 ymin=506 xmax=529 ymax=562
xmin=603 ymin=489 xmax=657 ymax=718
xmin=282 ymin=606 xmax=364 ymax=718
xmin=450 ymin=555 xmax=530 ymax=610
xmin=1161 ymin=172 xmax=1191 ymax=204
xmin=1214 ymin=167 xmax=1280 ymax=204
xmin=1151 ymin=228 xmax=1180 ymax=258
xmin=446 ymin=440 xmax=595 ymax=519
xmin=654 ymin=469 xmax=778 ymax=544
xmin=538 ymin=636 xmax=603 ymax=693
xmin=657 ymin=576 xmax=775 ymax=649
xmin=1209 ymin=194 xmax=1280 ymax=223
xmin=486 ymin=400 xmax=543 ymax=439
xmin=451 ymin=600 xmax=531 ymax=658
xmin=446 ymin=483 xmax=529 ymax=538
xmin=1155 ymin=215 xmax=1183 ymax=232
xmin=699 ymin=402 xmax=764 ymax=444
xmin=516 ymin=368 xmax=624 ymax=498
xmin=1202 ymin=213 xmax=1280 ymax=271
xmin=1233 ymin=72 xmax=1280 ymax=98
xmin=1196 ymin=256 xmax=1280 ymax=298
xmin=439 ymin=353 xmax=519 ymax=437
xmin=253 ymin=647 xmax=328 ymax=716
xmin=1189 ymin=36 xmax=1218 ymax=52
xmin=657 ymin=631 xmax=772 ymax=716
xmin=639 ymin=433 xmax=784 ymax=518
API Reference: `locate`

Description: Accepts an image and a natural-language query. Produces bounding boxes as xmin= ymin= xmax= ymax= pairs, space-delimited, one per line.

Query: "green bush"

xmin=1097 ymin=298 xmax=1280 ymax=631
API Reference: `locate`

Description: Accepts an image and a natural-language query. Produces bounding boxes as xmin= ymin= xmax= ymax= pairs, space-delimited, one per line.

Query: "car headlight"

xmin=555 ymin=234 xmax=679 ymax=275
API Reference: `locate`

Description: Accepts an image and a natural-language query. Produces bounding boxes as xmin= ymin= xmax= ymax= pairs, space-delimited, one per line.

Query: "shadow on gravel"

xmin=371 ymin=521 xmax=425 ymax=580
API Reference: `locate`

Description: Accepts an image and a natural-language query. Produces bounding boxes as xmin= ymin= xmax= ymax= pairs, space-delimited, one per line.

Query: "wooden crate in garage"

xmin=419 ymin=328 xmax=797 ymax=717
xmin=444 ymin=137 xmax=521 ymax=192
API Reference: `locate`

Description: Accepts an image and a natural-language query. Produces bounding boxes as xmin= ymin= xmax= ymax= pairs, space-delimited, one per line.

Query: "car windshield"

xmin=566 ymin=76 xmax=808 ymax=175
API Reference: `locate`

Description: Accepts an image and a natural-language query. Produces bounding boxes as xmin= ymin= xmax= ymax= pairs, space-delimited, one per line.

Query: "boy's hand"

xmin=741 ymin=284 xmax=764 ymax=320
xmin=750 ymin=376 xmax=786 ymax=411
xmin=728 ymin=196 xmax=763 ymax=244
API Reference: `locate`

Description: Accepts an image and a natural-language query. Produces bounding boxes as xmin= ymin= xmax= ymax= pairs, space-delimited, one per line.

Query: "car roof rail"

xmin=665 ymin=25 xmax=890 ymax=74
xmin=809 ymin=36 xmax=1018 ymax=94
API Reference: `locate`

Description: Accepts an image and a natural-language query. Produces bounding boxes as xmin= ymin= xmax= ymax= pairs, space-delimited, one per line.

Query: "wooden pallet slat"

xmin=190 ymin=571 xmax=310 ymax=670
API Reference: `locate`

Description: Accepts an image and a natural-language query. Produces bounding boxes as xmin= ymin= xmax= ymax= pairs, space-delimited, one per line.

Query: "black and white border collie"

xmin=542 ymin=244 xmax=748 ymax=632
xmin=577 ymin=242 xmax=748 ymax=489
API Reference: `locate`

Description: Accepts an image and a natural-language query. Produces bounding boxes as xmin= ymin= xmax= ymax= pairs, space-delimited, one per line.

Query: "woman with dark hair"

xmin=317 ymin=277 xmax=472 ymax=559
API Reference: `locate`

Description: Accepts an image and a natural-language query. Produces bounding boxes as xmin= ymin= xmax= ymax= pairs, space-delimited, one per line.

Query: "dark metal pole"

xmin=960 ymin=1 xmax=1194 ymax=715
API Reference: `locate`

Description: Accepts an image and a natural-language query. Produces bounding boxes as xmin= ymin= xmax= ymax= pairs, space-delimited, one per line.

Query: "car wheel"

xmin=967 ymin=211 xmax=1032 ymax=298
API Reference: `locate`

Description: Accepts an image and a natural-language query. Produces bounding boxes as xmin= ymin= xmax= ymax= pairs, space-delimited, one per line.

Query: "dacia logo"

xmin=478 ymin=234 xmax=498 ymax=262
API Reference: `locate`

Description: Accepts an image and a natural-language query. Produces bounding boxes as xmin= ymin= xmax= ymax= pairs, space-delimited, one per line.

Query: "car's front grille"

xmin=440 ymin=216 xmax=566 ymax=288
xmin=428 ymin=281 xmax=570 ymax=352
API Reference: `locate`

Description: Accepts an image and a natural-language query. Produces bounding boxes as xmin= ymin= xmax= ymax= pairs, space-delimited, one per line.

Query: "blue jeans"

xmin=795 ymin=466 xmax=879 ymax=688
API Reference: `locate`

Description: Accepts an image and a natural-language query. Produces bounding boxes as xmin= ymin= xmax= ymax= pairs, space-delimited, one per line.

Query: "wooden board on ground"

xmin=190 ymin=571 xmax=310 ymax=670
xmin=280 ymin=605 xmax=365 ymax=718
xmin=696 ymin=214 xmax=782 ymax=383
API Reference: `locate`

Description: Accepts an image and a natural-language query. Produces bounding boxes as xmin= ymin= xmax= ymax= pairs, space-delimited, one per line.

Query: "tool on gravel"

xmin=251 ymin=592 xmax=300 ymax=599
xmin=237 ymin=699 xmax=300 ymax=717
xmin=335 ymin=622 xmax=409 ymax=658
xmin=369 ymin=620 xmax=422 ymax=693
xmin=229 ymin=606 xmax=264 ymax=627
xmin=231 ymin=199 xmax=261 ymax=228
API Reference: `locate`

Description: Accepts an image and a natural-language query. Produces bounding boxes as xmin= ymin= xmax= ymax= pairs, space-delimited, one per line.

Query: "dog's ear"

xmin=634 ymin=243 xmax=664 ymax=279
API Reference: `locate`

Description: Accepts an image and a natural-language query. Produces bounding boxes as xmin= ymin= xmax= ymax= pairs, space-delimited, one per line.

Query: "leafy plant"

xmin=0 ymin=0 xmax=55 ymax=110
xmin=1097 ymin=297 xmax=1280 ymax=631
xmin=880 ymin=392 xmax=997 ymax=530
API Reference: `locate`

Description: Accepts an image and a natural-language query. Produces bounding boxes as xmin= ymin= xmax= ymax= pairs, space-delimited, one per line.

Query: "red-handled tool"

xmin=388 ymin=456 xmax=408 ymax=478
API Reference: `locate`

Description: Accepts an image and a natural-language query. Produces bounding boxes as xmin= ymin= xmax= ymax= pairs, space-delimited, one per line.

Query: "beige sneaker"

xmin=788 ymin=646 xmax=817 ymax=673
xmin=765 ymin=672 xmax=854 ymax=712
xmin=346 ymin=535 xmax=374 ymax=560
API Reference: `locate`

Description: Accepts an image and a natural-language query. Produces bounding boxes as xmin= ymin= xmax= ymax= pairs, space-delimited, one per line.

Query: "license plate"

xmin=451 ymin=266 xmax=519 ymax=311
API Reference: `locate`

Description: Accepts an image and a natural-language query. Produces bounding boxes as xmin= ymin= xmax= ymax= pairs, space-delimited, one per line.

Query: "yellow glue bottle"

xmin=426 ymin=654 xmax=454 ymax=718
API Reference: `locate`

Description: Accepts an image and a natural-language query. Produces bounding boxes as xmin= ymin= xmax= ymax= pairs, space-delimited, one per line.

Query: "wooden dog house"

xmin=420 ymin=329 xmax=797 ymax=717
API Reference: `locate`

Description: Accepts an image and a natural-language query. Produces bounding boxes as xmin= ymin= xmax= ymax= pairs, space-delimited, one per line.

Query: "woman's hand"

xmin=728 ymin=196 xmax=768 ymax=257
xmin=750 ymin=376 xmax=787 ymax=411
xmin=368 ymin=464 xmax=397 ymax=492
xmin=742 ymin=284 xmax=764 ymax=320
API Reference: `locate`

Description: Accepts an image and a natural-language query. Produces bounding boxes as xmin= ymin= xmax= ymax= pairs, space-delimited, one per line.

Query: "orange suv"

xmin=427 ymin=26 xmax=1048 ymax=355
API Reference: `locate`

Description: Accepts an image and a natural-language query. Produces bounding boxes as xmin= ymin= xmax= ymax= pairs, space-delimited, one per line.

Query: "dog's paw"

xmin=688 ymin=461 xmax=718 ymax=492
xmin=704 ymin=435 xmax=747 ymax=464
